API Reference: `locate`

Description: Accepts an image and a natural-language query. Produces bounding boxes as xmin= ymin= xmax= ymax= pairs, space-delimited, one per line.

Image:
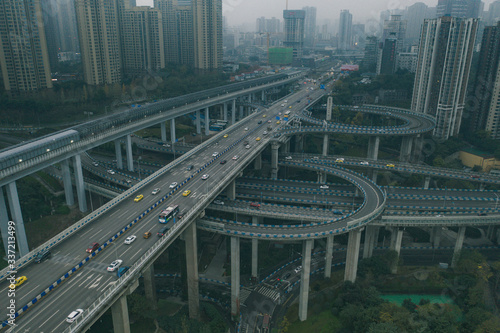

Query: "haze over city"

xmin=136 ymin=0 xmax=497 ymax=27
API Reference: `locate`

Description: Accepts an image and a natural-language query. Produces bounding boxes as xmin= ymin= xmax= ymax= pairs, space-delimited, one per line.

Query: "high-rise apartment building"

xmin=121 ymin=6 xmax=165 ymax=75
xmin=470 ymin=22 xmax=500 ymax=137
xmin=436 ymin=0 xmax=482 ymax=18
xmin=382 ymin=15 xmax=407 ymax=52
xmin=75 ymin=0 xmax=122 ymax=85
xmin=411 ymin=16 xmax=478 ymax=140
xmin=283 ymin=10 xmax=305 ymax=60
xmin=378 ymin=36 xmax=398 ymax=75
xmin=405 ymin=2 xmax=435 ymax=46
xmin=0 ymin=0 xmax=52 ymax=92
xmin=192 ymin=0 xmax=222 ymax=70
xmin=338 ymin=10 xmax=352 ymax=50
xmin=363 ymin=36 xmax=379 ymax=71
xmin=176 ymin=3 xmax=194 ymax=66
xmin=256 ymin=17 xmax=281 ymax=34
xmin=154 ymin=0 xmax=179 ymax=64
xmin=302 ymin=6 xmax=317 ymax=48
xmin=486 ymin=1 xmax=500 ymax=25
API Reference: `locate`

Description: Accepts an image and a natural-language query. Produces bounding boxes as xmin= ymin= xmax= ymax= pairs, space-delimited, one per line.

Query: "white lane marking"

xmin=51 ymin=318 xmax=66 ymax=333
xmin=109 ymin=210 xmax=120 ymax=217
xmin=88 ymin=229 xmax=103 ymax=240
xmin=129 ymin=248 xmax=142 ymax=260
xmin=88 ymin=276 xmax=103 ymax=289
xmin=97 ymin=276 xmax=114 ymax=292
xmin=21 ymin=284 xmax=41 ymax=302
xmin=39 ymin=309 xmax=59 ymax=328
xmin=78 ymin=274 xmax=94 ymax=287
xmin=78 ymin=227 xmax=94 ymax=237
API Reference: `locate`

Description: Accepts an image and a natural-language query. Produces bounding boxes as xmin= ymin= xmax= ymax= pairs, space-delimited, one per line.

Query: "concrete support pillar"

xmin=271 ymin=143 xmax=279 ymax=179
xmin=160 ymin=122 xmax=167 ymax=142
xmin=219 ymin=105 xmax=224 ymax=119
xmin=411 ymin=134 xmax=424 ymax=162
xmin=196 ymin=110 xmax=201 ymax=134
xmin=125 ymin=135 xmax=134 ymax=172
xmin=239 ymin=105 xmax=244 ymax=120
xmin=367 ymin=136 xmax=380 ymax=160
xmin=322 ymin=134 xmax=329 ymax=156
xmin=431 ymin=227 xmax=441 ymax=247
xmin=451 ymin=227 xmax=466 ymax=268
xmin=479 ymin=182 xmax=485 ymax=191
xmin=223 ymin=103 xmax=228 ymax=122
xmin=424 ymin=176 xmax=431 ymax=189
xmin=250 ymin=216 xmax=258 ymax=279
xmin=61 ymin=159 xmax=74 ymax=206
xmin=295 ymin=135 xmax=304 ymax=153
xmin=399 ymin=136 xmax=413 ymax=162
xmin=363 ymin=226 xmax=378 ymax=259
xmin=261 ymin=90 xmax=265 ymax=102
xmin=231 ymin=236 xmax=240 ymax=316
xmin=170 ymin=118 xmax=176 ymax=143
xmin=184 ymin=222 xmax=200 ymax=319
xmin=0 ymin=188 xmax=11 ymax=256
xmin=226 ymin=180 xmax=236 ymax=200
xmin=344 ymin=229 xmax=362 ymax=282
xmin=317 ymin=172 xmax=327 ymax=184
xmin=324 ymin=235 xmax=334 ymax=278
xmin=73 ymin=155 xmax=88 ymax=213
xmin=390 ymin=228 xmax=404 ymax=274
xmin=143 ymin=264 xmax=157 ymax=310
xmin=299 ymin=239 xmax=314 ymax=321
xmin=111 ymin=295 xmax=131 ymax=333
xmin=283 ymin=140 xmax=290 ymax=153
xmin=486 ymin=226 xmax=496 ymax=241
xmin=231 ymin=99 xmax=236 ymax=125
xmin=204 ymin=108 xmax=210 ymax=136
xmin=248 ymin=93 xmax=252 ymax=103
xmin=114 ymin=140 xmax=123 ymax=170
xmin=254 ymin=153 xmax=262 ymax=170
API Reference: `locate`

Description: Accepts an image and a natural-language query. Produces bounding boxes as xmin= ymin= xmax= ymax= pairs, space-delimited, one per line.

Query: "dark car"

xmin=117 ymin=266 xmax=130 ymax=277
xmin=157 ymin=226 xmax=169 ymax=237
xmin=220 ymin=160 xmax=227 ymax=164
xmin=86 ymin=242 xmax=99 ymax=253
xmin=35 ymin=250 xmax=51 ymax=263
xmin=187 ymin=165 xmax=194 ymax=171
xmin=283 ymin=272 xmax=291 ymax=280
xmin=258 ymin=120 xmax=262 ymax=124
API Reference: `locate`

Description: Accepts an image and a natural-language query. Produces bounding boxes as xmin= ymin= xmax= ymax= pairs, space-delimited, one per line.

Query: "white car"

xmin=268 ymin=120 xmax=272 ymax=123
xmin=66 ymin=309 xmax=84 ymax=323
xmin=107 ymin=169 xmax=115 ymax=175
xmin=92 ymin=162 xmax=99 ymax=167
xmin=360 ymin=161 xmax=369 ymax=165
xmin=435 ymin=214 xmax=444 ymax=217
xmin=244 ymin=127 xmax=249 ymax=131
xmin=107 ymin=259 xmax=123 ymax=272
xmin=294 ymin=266 xmax=302 ymax=273
xmin=245 ymin=145 xmax=251 ymax=149
xmin=232 ymin=155 xmax=239 ymax=160
xmin=214 ymin=200 xmax=224 ymax=205
xmin=202 ymin=174 xmax=209 ymax=180
xmin=212 ymin=152 xmax=219 ymax=157
xmin=151 ymin=188 xmax=161 ymax=195
xmin=169 ymin=182 xmax=178 ymax=188
xmin=320 ymin=185 xmax=329 ymax=189
xmin=263 ymin=131 xmax=268 ymax=135
xmin=285 ymin=156 xmax=293 ymax=160
xmin=124 ymin=235 xmax=136 ymax=244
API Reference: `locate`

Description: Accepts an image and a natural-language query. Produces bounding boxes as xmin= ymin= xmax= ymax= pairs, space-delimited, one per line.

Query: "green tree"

xmin=278 ymin=316 xmax=290 ymax=332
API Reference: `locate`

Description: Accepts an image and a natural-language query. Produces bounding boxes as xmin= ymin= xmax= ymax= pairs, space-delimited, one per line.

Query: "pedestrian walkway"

xmin=255 ymin=286 xmax=281 ymax=303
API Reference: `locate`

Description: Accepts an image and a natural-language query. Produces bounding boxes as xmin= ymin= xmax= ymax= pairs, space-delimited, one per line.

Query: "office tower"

xmin=363 ymin=36 xmax=379 ymax=71
xmin=411 ymin=16 xmax=478 ymax=140
xmin=487 ymin=1 xmax=500 ymax=25
xmin=436 ymin=0 xmax=482 ymax=18
xmin=405 ymin=2 xmax=434 ymax=45
xmin=0 ymin=0 xmax=52 ymax=92
xmin=176 ymin=3 xmax=194 ymax=66
xmin=470 ymin=22 xmax=500 ymax=137
xmin=283 ymin=10 xmax=305 ymax=60
xmin=382 ymin=15 xmax=407 ymax=52
xmin=192 ymin=0 xmax=222 ymax=70
xmin=155 ymin=0 xmax=179 ymax=64
xmin=378 ymin=36 xmax=398 ymax=75
xmin=302 ymin=6 xmax=317 ymax=48
xmin=121 ymin=7 xmax=165 ymax=75
xmin=74 ymin=0 xmax=122 ymax=85
xmin=338 ymin=10 xmax=352 ymax=50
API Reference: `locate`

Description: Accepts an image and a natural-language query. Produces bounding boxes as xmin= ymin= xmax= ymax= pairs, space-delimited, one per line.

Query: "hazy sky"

xmin=136 ymin=0 xmax=496 ymax=28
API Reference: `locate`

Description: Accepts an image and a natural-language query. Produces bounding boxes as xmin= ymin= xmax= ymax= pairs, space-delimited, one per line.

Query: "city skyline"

xmin=137 ymin=0 xmax=498 ymax=27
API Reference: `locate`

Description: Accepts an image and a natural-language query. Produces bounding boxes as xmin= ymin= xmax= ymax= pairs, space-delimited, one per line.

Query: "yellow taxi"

xmin=256 ymin=137 xmax=261 ymax=141
xmin=134 ymin=194 xmax=144 ymax=202
xmin=262 ymin=114 xmax=267 ymax=118
xmin=386 ymin=164 xmax=395 ymax=168
xmin=9 ymin=276 xmax=27 ymax=289
xmin=223 ymin=134 xmax=229 ymax=138
xmin=289 ymin=106 xmax=292 ymax=109
xmin=276 ymin=121 xmax=281 ymax=124
xmin=182 ymin=190 xmax=191 ymax=197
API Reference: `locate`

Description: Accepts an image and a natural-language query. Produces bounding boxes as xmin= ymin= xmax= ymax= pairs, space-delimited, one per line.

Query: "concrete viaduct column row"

xmin=271 ymin=143 xmax=280 ymax=179
xmin=400 ymin=136 xmax=413 ymax=163
xmin=0 ymin=184 xmax=29 ymax=256
xmin=367 ymin=136 xmax=380 ymax=183
xmin=231 ymin=236 xmax=240 ymax=316
xmin=363 ymin=226 xmax=379 ymax=259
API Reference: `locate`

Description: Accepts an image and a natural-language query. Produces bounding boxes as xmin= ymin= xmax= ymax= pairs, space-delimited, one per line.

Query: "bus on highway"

xmin=159 ymin=204 xmax=179 ymax=223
